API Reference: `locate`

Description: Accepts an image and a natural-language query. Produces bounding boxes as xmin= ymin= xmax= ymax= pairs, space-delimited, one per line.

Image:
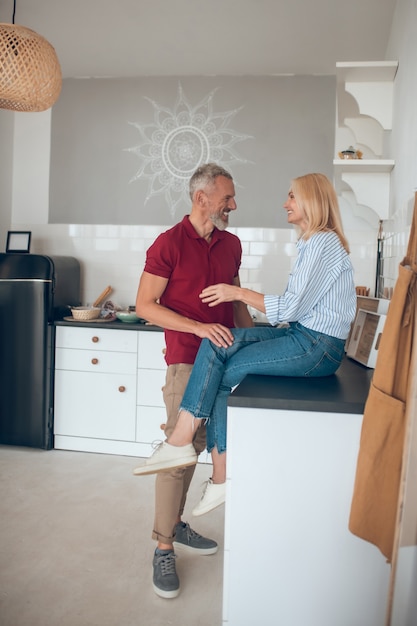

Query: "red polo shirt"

xmin=144 ymin=215 xmax=242 ymax=365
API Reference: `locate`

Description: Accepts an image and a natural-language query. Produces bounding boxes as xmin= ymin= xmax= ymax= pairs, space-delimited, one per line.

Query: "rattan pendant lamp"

xmin=0 ymin=0 xmax=62 ymax=112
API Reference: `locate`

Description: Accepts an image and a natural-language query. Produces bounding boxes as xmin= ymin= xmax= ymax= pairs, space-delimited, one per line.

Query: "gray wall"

xmin=0 ymin=110 xmax=14 ymax=251
xmin=49 ymin=75 xmax=336 ymax=228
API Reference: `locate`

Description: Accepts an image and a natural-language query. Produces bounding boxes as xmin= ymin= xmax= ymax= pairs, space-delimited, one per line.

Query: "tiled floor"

xmin=0 ymin=446 xmax=224 ymax=626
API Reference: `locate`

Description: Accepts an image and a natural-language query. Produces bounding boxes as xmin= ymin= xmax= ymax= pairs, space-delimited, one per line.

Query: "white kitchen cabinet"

xmin=53 ymin=325 xmax=168 ymax=457
xmin=55 ymin=325 xmax=137 ymax=352
xmin=54 ymin=369 xmax=136 ymax=440
xmin=54 ymin=326 xmax=137 ymax=448
xmin=136 ymin=331 xmax=167 ymax=455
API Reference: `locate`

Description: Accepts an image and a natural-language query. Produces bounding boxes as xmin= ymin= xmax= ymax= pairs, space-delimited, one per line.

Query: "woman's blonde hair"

xmin=291 ymin=173 xmax=350 ymax=253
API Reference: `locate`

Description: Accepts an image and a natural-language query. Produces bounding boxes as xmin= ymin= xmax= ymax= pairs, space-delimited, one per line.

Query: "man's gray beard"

xmin=210 ymin=212 xmax=229 ymax=231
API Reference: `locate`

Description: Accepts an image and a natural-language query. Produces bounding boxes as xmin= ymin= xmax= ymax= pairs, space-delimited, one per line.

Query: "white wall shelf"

xmin=334 ymin=61 xmax=398 ymax=221
xmin=333 ymin=159 xmax=395 ymax=173
xmin=336 ymin=61 xmax=399 ymax=83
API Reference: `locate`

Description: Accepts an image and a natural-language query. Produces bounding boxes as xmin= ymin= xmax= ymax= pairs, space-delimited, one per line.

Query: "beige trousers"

xmin=152 ymin=363 xmax=207 ymax=544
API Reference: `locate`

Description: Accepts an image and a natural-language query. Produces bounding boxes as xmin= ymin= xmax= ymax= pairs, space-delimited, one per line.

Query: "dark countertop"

xmin=54 ymin=319 xmax=163 ymax=332
xmin=54 ymin=319 xmax=269 ymax=332
xmin=228 ymin=357 xmax=373 ymax=415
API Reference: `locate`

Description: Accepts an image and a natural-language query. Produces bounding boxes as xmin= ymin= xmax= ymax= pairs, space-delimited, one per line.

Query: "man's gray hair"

xmin=189 ymin=163 xmax=233 ymax=202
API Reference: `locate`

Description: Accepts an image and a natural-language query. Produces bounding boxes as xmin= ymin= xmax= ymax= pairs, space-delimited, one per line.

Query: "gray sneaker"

xmin=152 ymin=550 xmax=180 ymax=599
xmin=173 ymin=521 xmax=218 ymax=555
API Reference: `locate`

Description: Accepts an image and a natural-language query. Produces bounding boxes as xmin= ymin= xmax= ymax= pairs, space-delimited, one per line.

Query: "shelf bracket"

xmin=340 ymin=171 xmax=391 ymax=220
xmin=344 ymin=81 xmax=394 ymax=130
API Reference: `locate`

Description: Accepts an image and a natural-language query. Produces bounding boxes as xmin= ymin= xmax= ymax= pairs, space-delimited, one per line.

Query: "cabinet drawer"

xmin=54 ymin=370 xmax=136 ymax=440
xmin=137 ymin=369 xmax=166 ymax=406
xmin=56 ymin=347 xmax=137 ymax=374
xmin=136 ymin=405 xmax=167 ymax=443
xmin=137 ymin=331 xmax=166 ymax=369
xmin=56 ymin=326 xmax=137 ymax=352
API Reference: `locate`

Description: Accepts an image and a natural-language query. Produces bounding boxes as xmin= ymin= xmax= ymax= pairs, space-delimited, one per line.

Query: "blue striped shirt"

xmin=264 ymin=231 xmax=356 ymax=339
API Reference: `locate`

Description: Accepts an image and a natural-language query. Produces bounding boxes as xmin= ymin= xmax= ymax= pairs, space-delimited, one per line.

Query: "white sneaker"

xmin=133 ymin=442 xmax=197 ymax=476
xmin=192 ymin=479 xmax=226 ymax=516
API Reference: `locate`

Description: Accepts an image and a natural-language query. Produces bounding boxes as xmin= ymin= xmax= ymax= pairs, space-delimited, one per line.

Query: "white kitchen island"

xmin=223 ymin=358 xmax=391 ymax=626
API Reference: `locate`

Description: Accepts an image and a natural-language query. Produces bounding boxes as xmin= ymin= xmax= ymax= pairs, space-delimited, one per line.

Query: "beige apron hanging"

xmin=349 ymin=193 xmax=417 ymax=562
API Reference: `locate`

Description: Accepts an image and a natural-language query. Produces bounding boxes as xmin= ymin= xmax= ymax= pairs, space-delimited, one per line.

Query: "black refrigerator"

xmin=0 ymin=253 xmax=81 ymax=449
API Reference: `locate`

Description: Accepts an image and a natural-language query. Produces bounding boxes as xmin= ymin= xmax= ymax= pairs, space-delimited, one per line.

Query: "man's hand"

xmin=194 ymin=321 xmax=234 ymax=348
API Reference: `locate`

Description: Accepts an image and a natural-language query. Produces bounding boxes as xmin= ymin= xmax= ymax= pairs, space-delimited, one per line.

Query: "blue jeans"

xmin=179 ymin=323 xmax=346 ymax=454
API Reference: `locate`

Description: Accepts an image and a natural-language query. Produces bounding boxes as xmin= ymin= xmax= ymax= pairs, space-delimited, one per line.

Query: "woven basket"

xmin=71 ymin=307 xmax=101 ymax=321
xmin=0 ymin=23 xmax=62 ymax=112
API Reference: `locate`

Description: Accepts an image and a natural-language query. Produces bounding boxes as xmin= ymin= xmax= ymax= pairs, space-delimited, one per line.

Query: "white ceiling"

xmin=0 ymin=0 xmax=397 ymax=78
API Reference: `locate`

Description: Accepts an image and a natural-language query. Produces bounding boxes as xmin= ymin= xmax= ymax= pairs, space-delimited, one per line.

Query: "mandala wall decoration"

xmin=126 ymin=83 xmax=252 ymax=216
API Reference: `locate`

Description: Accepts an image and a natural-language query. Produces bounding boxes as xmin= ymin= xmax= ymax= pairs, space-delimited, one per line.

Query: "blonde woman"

xmin=134 ymin=173 xmax=357 ymax=516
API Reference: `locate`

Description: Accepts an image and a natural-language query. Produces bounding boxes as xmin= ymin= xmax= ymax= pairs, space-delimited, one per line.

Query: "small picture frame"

xmin=6 ymin=231 xmax=32 ymax=253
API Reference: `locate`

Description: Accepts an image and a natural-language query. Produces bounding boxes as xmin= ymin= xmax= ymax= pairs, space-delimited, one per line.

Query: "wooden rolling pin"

xmin=93 ymin=285 xmax=112 ymax=307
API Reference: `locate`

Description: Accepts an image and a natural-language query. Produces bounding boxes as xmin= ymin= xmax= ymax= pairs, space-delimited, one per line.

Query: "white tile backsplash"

xmin=11 ymin=221 xmax=406 ymax=311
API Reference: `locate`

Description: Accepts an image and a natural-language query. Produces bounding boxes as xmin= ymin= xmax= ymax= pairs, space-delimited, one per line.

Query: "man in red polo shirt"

xmin=135 ymin=162 xmax=253 ymax=598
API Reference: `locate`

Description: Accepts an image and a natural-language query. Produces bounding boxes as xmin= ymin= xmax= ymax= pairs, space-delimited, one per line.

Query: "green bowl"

xmin=116 ymin=311 xmax=139 ymax=323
